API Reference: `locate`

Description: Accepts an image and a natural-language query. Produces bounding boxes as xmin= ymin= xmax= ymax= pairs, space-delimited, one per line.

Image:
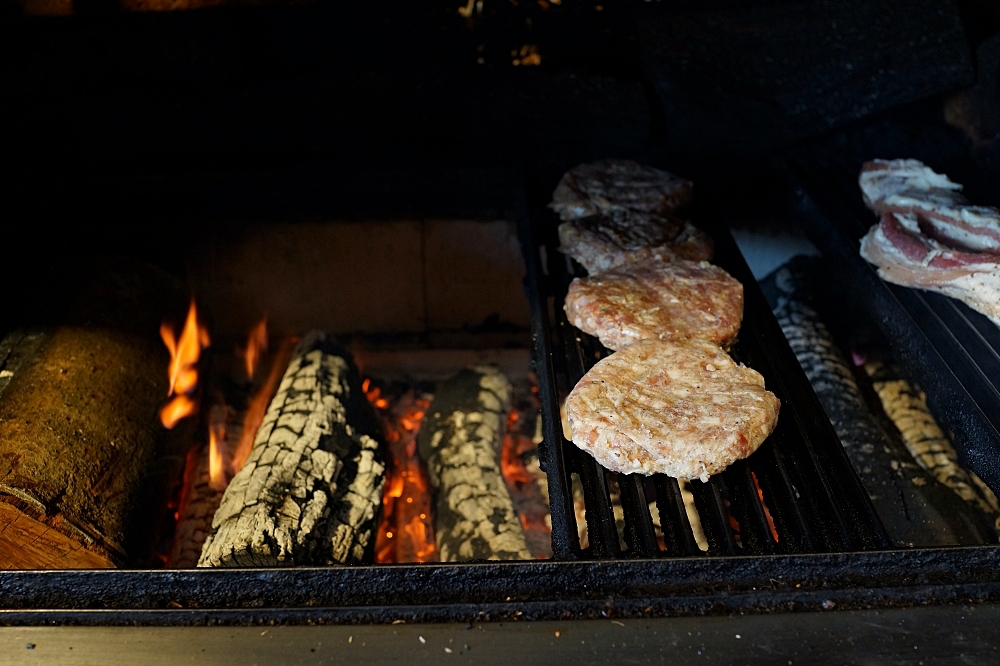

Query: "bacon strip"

xmin=860 ymin=214 xmax=1000 ymax=326
xmin=876 ymin=214 xmax=992 ymax=270
xmin=860 ymin=159 xmax=1000 ymax=253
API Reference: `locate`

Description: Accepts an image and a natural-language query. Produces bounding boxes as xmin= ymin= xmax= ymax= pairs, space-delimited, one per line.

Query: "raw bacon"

xmin=860 ymin=213 xmax=1000 ymax=326
xmin=860 ymin=159 xmax=1000 ymax=253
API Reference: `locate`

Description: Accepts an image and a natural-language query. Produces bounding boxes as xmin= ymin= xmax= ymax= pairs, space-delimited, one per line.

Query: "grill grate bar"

xmin=576 ymin=450 xmax=623 ymax=558
xmin=747 ymin=441 xmax=813 ymax=553
xmin=652 ymin=476 xmax=701 ymax=556
xmin=723 ymin=461 xmax=779 ymax=555
xmin=689 ymin=478 xmax=739 ymax=556
xmin=618 ymin=474 xmax=661 ymax=557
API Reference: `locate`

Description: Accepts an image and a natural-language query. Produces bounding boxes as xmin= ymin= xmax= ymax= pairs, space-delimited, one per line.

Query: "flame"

xmin=369 ymin=385 xmax=438 ymax=564
xmin=208 ymin=404 xmax=229 ymax=491
xmin=243 ymin=318 xmax=268 ymax=380
xmin=230 ymin=337 xmax=297 ymax=473
xmin=159 ymin=301 xmax=210 ymax=429
xmin=751 ymin=471 xmax=780 ymax=543
xmin=500 ymin=407 xmax=552 ymax=541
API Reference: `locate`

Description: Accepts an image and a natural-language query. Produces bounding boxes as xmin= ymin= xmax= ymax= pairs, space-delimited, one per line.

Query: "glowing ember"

xmin=751 ymin=471 xmax=780 ymax=542
xmin=242 ymin=318 xmax=268 ymax=380
xmin=230 ymin=337 xmax=297 ymax=473
xmin=500 ymin=387 xmax=551 ymax=555
xmin=501 ymin=412 xmax=538 ymax=486
xmin=368 ymin=383 xmax=438 ymax=564
xmin=208 ymin=404 xmax=229 ymax=491
xmin=159 ymin=301 xmax=210 ymax=429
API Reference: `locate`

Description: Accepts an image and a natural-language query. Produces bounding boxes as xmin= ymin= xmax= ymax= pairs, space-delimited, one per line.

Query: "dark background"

xmin=2 ymin=0 xmax=999 ymax=315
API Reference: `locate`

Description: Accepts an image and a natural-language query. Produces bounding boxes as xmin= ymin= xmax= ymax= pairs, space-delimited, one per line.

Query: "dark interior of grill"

xmin=4 ymin=3 xmax=1000 ymax=661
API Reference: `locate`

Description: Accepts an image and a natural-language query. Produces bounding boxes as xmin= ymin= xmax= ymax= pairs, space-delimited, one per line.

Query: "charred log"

xmin=167 ymin=444 xmax=225 ymax=569
xmin=198 ymin=332 xmax=385 ymax=567
xmin=417 ymin=366 xmax=531 ymax=561
xmin=763 ymin=258 xmax=1000 ymax=546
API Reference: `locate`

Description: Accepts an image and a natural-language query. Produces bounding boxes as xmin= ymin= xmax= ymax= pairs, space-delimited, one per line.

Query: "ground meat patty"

xmin=564 ymin=261 xmax=743 ymax=350
xmin=550 ymin=160 xmax=694 ymax=220
xmin=558 ymin=210 xmax=714 ymax=274
xmin=565 ymin=339 xmax=780 ymax=480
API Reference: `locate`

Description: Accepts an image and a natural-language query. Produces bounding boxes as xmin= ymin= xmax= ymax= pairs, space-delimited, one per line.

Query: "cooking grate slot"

xmin=520 ymin=187 xmax=891 ymax=561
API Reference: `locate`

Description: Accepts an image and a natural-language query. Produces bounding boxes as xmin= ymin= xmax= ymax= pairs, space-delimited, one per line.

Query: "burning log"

xmin=417 ymin=366 xmax=532 ymax=561
xmin=0 ymin=262 xmax=183 ymax=569
xmin=500 ymin=389 xmax=552 ymax=559
xmin=198 ymin=332 xmax=386 ymax=567
xmin=166 ymin=404 xmax=237 ymax=568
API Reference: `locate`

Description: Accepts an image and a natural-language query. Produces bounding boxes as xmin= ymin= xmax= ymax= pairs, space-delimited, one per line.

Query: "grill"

xmin=521 ymin=177 xmax=891 ymax=560
xmin=1 ymin=167 xmax=1000 ymax=626
xmin=787 ymin=158 xmax=1000 ymax=497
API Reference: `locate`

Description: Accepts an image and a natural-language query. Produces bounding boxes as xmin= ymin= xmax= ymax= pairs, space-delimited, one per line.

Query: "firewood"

xmin=198 ymin=332 xmax=385 ymax=567
xmin=167 ymin=401 xmax=242 ymax=569
xmin=0 ymin=261 xmax=183 ymax=569
xmin=167 ymin=445 xmax=225 ymax=569
xmin=417 ymin=366 xmax=532 ymax=561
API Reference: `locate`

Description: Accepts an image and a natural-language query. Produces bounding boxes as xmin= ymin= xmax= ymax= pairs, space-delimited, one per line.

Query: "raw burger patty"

xmin=564 ymin=261 xmax=743 ymax=350
xmin=550 ymin=159 xmax=694 ymax=220
xmin=565 ymin=339 xmax=780 ymax=480
xmin=558 ymin=209 xmax=714 ymax=274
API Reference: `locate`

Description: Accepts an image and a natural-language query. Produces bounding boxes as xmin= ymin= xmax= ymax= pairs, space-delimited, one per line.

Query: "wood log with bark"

xmin=0 ymin=261 xmax=183 ymax=569
xmin=198 ymin=332 xmax=386 ymax=567
xmin=417 ymin=366 xmax=532 ymax=561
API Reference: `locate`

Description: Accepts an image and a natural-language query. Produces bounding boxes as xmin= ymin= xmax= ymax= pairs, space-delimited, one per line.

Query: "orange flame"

xmin=160 ymin=394 xmax=197 ymax=430
xmin=369 ymin=384 xmax=438 ymax=564
xmin=243 ymin=318 xmax=268 ymax=380
xmin=230 ymin=337 xmax=297 ymax=473
xmin=159 ymin=301 xmax=210 ymax=429
xmin=208 ymin=404 xmax=229 ymax=491
xmin=751 ymin=471 xmax=780 ymax=543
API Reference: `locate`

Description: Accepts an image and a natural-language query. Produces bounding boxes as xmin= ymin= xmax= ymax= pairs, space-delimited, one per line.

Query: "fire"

xmin=751 ymin=471 xmax=780 ymax=543
xmin=242 ymin=318 xmax=268 ymax=380
xmin=207 ymin=404 xmax=229 ymax=491
xmin=231 ymin=337 xmax=297 ymax=473
xmin=501 ymin=412 xmax=537 ymax=485
xmin=501 ymin=406 xmax=552 ymax=541
xmin=159 ymin=301 xmax=209 ymax=429
xmin=368 ymin=383 xmax=438 ymax=564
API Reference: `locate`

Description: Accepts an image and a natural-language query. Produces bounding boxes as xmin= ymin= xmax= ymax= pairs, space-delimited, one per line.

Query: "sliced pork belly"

xmin=557 ymin=208 xmax=713 ymax=274
xmin=550 ymin=159 xmax=694 ymax=221
xmin=860 ymin=213 xmax=1000 ymax=326
xmin=564 ymin=260 xmax=743 ymax=351
xmin=565 ymin=339 xmax=780 ymax=480
xmin=860 ymin=159 xmax=1000 ymax=253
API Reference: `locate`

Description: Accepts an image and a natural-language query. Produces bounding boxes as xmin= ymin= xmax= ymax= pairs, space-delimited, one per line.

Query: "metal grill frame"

xmin=0 ymin=168 xmax=999 ymax=626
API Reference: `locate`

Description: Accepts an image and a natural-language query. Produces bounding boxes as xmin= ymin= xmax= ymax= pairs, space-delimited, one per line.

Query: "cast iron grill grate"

xmin=519 ymin=190 xmax=892 ymax=561
xmin=787 ymin=157 xmax=1000 ymax=498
